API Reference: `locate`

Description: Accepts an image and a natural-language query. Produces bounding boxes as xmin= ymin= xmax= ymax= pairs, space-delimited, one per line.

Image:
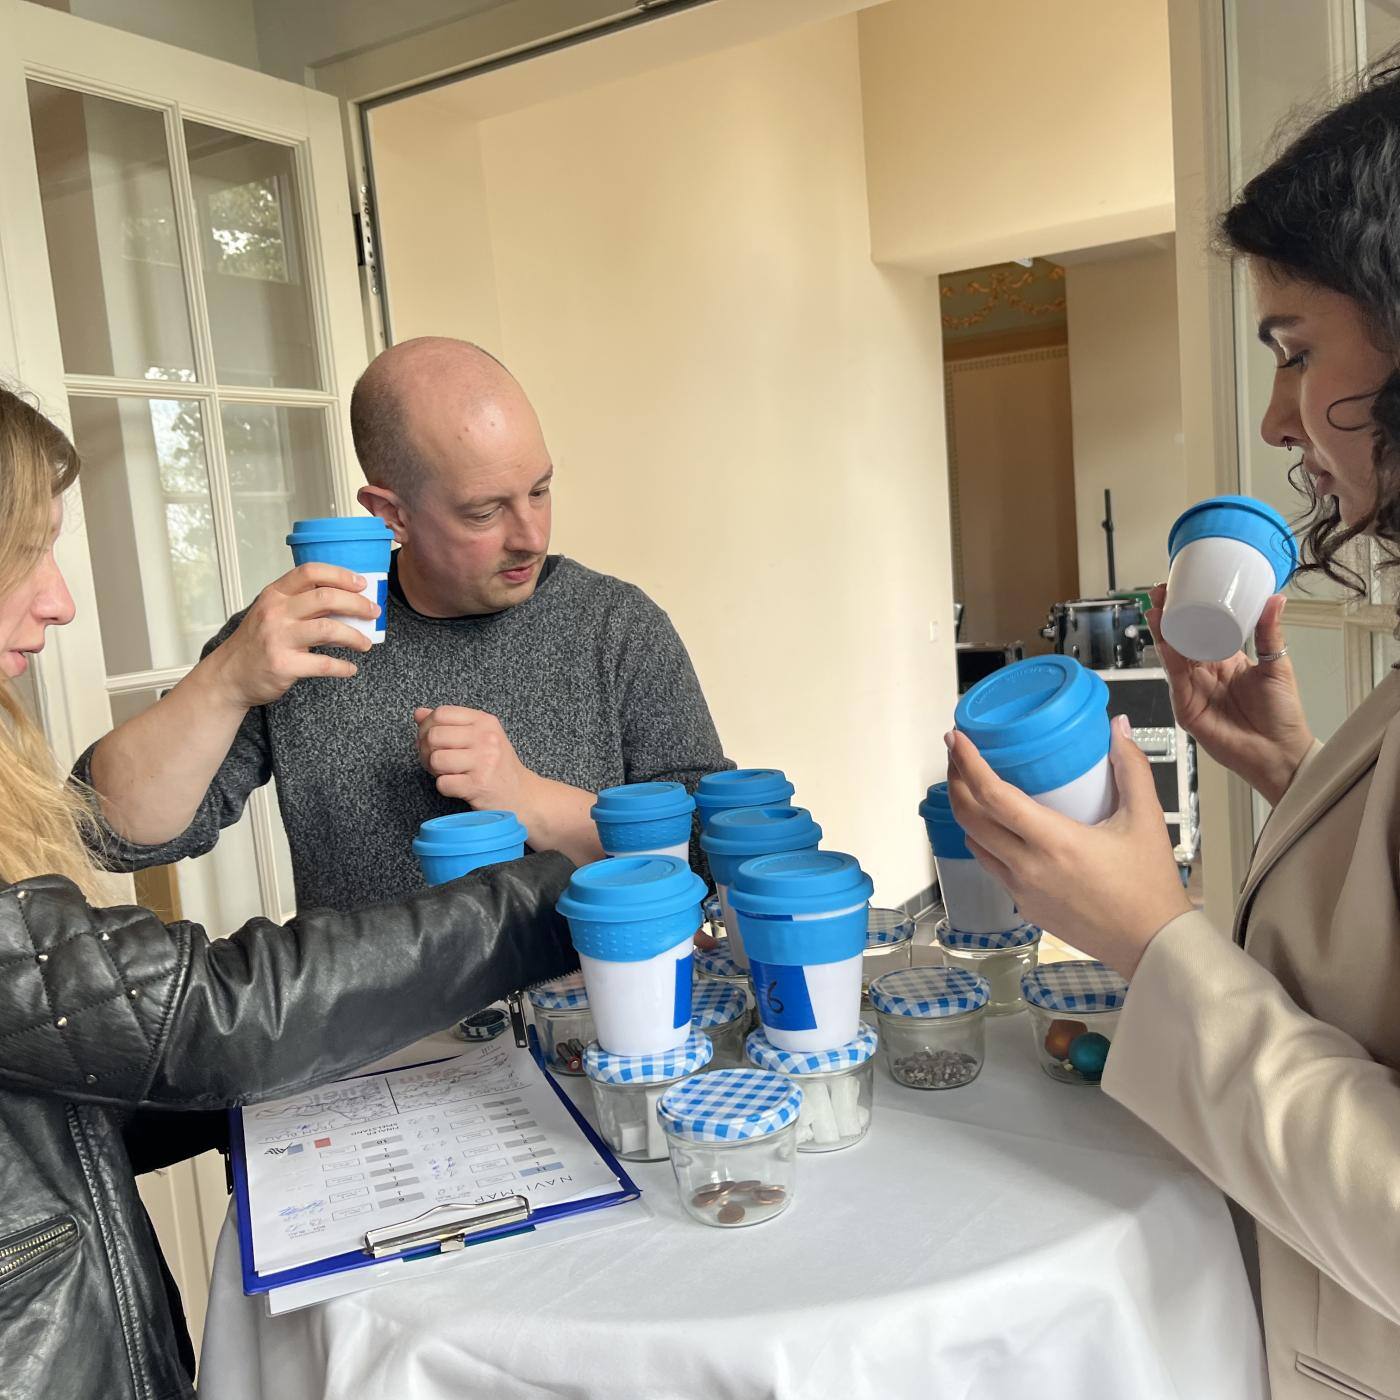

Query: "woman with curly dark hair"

xmin=949 ymin=59 xmax=1400 ymax=1400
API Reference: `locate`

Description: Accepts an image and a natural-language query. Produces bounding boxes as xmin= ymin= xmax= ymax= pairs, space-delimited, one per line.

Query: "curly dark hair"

xmin=1220 ymin=52 xmax=1400 ymax=599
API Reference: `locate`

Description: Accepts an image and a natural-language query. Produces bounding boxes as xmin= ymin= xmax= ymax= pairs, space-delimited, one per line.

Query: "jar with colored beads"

xmin=657 ymin=1069 xmax=802 ymax=1227
xmin=869 ymin=966 xmax=988 ymax=1090
xmin=934 ymin=919 xmax=1041 ymax=1016
xmin=528 ymin=973 xmax=594 ymax=1075
xmin=744 ymin=1022 xmax=876 ymax=1152
xmin=690 ymin=980 xmax=752 ymax=1068
xmin=1021 ymin=960 xmax=1127 ymax=1085
xmin=862 ymin=908 xmax=915 ymax=1003
xmin=584 ymin=1031 xmax=713 ymax=1161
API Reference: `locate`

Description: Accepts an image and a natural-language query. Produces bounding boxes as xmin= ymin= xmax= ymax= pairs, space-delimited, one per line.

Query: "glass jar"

xmin=702 ymin=893 xmax=724 ymax=940
xmin=693 ymin=942 xmax=753 ymax=996
xmin=1021 ymin=961 xmax=1128 ymax=1085
xmin=657 ymin=1069 xmax=802 ymax=1227
xmin=862 ymin=907 xmax=915 ymax=1002
xmin=745 ymin=1022 xmax=876 ymax=1152
xmin=934 ymin=919 xmax=1041 ymax=1016
xmin=528 ymin=973 xmax=595 ymax=1075
xmin=869 ymin=966 xmax=989 ymax=1090
xmin=584 ymin=1031 xmax=713 ymax=1160
xmin=690 ymin=980 xmax=753 ymax=1068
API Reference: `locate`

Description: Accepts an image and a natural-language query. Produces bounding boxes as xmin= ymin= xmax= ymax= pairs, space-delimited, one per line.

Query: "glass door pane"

xmin=184 ymin=122 xmax=322 ymax=390
xmin=27 ymin=82 xmax=196 ymax=381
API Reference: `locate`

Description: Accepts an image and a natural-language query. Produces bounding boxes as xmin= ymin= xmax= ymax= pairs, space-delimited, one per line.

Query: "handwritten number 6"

xmin=766 ymin=980 xmax=784 ymax=1016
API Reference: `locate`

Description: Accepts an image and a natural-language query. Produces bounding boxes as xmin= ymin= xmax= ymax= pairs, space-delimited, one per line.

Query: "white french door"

xmin=0 ymin=0 xmax=367 ymax=1354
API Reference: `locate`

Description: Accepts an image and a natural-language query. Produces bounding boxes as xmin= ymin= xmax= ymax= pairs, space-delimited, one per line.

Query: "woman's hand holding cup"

xmin=1147 ymin=583 xmax=1314 ymax=805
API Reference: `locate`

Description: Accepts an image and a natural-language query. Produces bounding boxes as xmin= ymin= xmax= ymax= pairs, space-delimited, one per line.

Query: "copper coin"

xmin=692 ymin=1187 xmax=725 ymax=1207
xmin=751 ymin=1186 xmax=786 ymax=1204
xmin=733 ymin=1180 xmax=761 ymax=1192
xmin=717 ymin=1203 xmax=746 ymax=1224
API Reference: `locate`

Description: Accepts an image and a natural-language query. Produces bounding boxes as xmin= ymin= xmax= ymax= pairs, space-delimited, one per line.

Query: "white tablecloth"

xmin=199 ymin=1015 xmax=1267 ymax=1400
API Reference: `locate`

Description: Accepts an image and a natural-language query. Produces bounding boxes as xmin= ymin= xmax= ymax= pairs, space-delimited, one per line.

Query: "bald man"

xmin=78 ymin=339 xmax=729 ymax=912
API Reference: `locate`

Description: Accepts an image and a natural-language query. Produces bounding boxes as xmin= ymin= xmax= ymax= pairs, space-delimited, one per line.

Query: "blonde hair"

xmin=0 ymin=387 xmax=109 ymax=901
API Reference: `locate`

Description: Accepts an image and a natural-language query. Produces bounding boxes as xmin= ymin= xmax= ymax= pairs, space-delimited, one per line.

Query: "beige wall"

xmin=1064 ymin=246 xmax=1186 ymax=595
xmin=947 ymin=348 xmax=1078 ymax=650
xmin=858 ymin=0 xmax=1174 ymax=272
xmin=374 ymin=14 xmax=955 ymax=903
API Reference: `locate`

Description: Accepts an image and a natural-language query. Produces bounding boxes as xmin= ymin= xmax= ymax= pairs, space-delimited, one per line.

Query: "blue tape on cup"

xmin=412 ymin=810 xmax=528 ymax=885
xmin=694 ymin=769 xmax=795 ymax=828
xmin=557 ymin=855 xmax=708 ymax=962
xmin=727 ymin=851 xmax=873 ymax=966
xmin=748 ymin=959 xmax=818 ymax=1032
xmin=700 ymin=806 xmax=823 ymax=887
xmin=287 ymin=516 xmax=394 ymax=575
xmin=1167 ymin=494 xmax=1298 ymax=592
xmin=954 ymin=656 xmax=1110 ymax=798
xmin=918 ymin=782 xmax=970 ymax=860
xmin=590 ymin=781 xmax=696 ymax=853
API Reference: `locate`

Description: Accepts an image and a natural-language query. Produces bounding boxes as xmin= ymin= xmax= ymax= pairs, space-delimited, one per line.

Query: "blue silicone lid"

xmin=412 ymin=810 xmax=528 ymax=856
xmin=1167 ymin=494 xmax=1298 ymax=591
xmin=726 ymin=850 xmax=874 ymax=918
xmin=954 ymin=656 xmax=1111 ymax=797
xmin=287 ymin=516 xmax=394 ymax=574
xmin=700 ymin=806 xmax=823 ymax=886
xmin=918 ymin=782 xmax=970 ymax=860
xmin=591 ymin=781 xmax=696 ymax=825
xmin=694 ymin=769 xmax=795 ymax=824
xmin=557 ymin=856 xmax=707 ymax=962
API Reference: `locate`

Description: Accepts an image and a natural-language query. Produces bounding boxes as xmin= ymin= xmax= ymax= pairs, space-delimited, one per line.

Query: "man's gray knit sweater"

xmin=77 ymin=556 xmax=730 ymax=912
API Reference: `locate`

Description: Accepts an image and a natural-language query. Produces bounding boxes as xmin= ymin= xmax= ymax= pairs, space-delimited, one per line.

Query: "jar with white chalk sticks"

xmin=583 ymin=1030 xmax=713 ymax=1161
xmin=744 ymin=1021 xmax=876 ymax=1152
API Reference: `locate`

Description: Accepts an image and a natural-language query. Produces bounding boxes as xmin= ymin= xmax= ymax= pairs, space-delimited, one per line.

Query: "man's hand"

xmin=414 ymin=706 xmax=537 ymax=811
xmin=205 ymin=564 xmax=378 ymax=711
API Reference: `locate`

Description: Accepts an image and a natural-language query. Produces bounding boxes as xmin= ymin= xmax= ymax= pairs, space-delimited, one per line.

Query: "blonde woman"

xmin=0 ymin=390 xmax=576 ymax=1399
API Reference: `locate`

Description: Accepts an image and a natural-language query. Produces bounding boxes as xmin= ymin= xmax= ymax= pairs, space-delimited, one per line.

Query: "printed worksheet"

xmin=241 ymin=1036 xmax=622 ymax=1277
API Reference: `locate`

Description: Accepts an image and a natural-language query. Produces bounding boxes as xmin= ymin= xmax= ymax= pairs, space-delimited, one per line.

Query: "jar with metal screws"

xmin=690 ymin=980 xmax=752 ymax=1068
xmin=528 ymin=973 xmax=594 ymax=1075
xmin=862 ymin=908 xmax=915 ymax=1003
xmin=934 ymin=920 xmax=1041 ymax=1016
xmin=584 ymin=1031 xmax=713 ymax=1161
xmin=1021 ymin=961 xmax=1127 ymax=1085
xmin=869 ymin=966 xmax=989 ymax=1090
xmin=657 ymin=1069 xmax=802 ymax=1227
xmin=745 ymin=1022 xmax=876 ymax=1152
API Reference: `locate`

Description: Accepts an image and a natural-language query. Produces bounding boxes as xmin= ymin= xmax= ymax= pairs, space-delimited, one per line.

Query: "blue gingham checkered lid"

xmin=528 ymin=972 xmax=590 ymax=1011
xmin=869 ymin=966 xmax=989 ymax=1018
xmin=694 ymin=945 xmax=747 ymax=979
xmin=583 ymin=1029 xmax=713 ymax=1085
xmin=936 ymin=919 xmax=1041 ymax=953
xmin=657 ymin=1068 xmax=803 ymax=1143
xmin=703 ymin=893 xmax=722 ymax=924
xmin=690 ymin=980 xmax=749 ymax=1030
xmin=745 ymin=1021 xmax=878 ymax=1075
xmin=1021 ymin=960 xmax=1128 ymax=1013
xmin=866 ymin=908 xmax=915 ymax=948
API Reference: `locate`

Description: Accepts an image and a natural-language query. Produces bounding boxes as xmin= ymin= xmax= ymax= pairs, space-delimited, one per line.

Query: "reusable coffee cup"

xmin=412 ymin=810 xmax=528 ymax=885
xmin=694 ymin=769 xmax=796 ymax=834
xmin=591 ymin=781 xmax=696 ymax=862
xmin=1161 ymin=495 xmax=1297 ymax=662
xmin=557 ymin=855 xmax=708 ymax=1056
xmin=955 ymin=655 xmax=1116 ymax=825
xmin=918 ymin=782 xmax=1019 ymax=934
xmin=728 ymin=850 xmax=874 ymax=1054
xmin=286 ymin=516 xmax=394 ymax=644
xmin=700 ymin=806 xmax=823 ymax=970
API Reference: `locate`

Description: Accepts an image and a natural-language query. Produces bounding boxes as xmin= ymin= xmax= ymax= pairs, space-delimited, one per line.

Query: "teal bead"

xmin=1067 ymin=1032 xmax=1110 ymax=1082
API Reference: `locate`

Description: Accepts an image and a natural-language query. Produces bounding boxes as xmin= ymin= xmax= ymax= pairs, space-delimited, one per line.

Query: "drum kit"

xmin=1040 ymin=596 xmax=1148 ymax=670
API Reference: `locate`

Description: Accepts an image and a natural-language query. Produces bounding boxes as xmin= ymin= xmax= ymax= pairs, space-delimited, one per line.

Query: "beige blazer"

xmin=1104 ymin=667 xmax=1400 ymax=1400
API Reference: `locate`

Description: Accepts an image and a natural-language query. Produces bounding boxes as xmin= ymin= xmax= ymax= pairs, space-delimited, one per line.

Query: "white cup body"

xmin=1161 ymin=537 xmax=1276 ymax=662
xmin=601 ymin=839 xmax=691 ymax=864
xmin=577 ymin=936 xmax=693 ymax=1056
xmin=1031 ymin=753 xmax=1117 ymax=826
xmin=934 ymin=855 xmax=1019 ymax=933
xmin=751 ymin=951 xmax=864 ymax=1053
xmin=334 ymin=571 xmax=388 ymax=645
xmin=715 ymin=884 xmax=749 ymax=968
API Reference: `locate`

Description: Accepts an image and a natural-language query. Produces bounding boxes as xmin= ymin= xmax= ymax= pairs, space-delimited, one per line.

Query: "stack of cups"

xmin=591 ymin=782 xmax=696 ymax=862
xmin=700 ymin=806 xmax=822 ymax=969
xmin=918 ymin=783 xmax=1018 ymax=934
xmin=412 ymin=810 xmax=528 ymax=884
xmin=1161 ymin=494 xmax=1297 ymax=662
xmin=728 ymin=851 xmax=874 ymax=1054
xmin=556 ymin=856 xmax=708 ymax=1056
xmin=287 ymin=516 xmax=394 ymax=645
xmin=954 ymin=655 xmax=1117 ymax=826
xmin=694 ymin=769 xmax=795 ymax=835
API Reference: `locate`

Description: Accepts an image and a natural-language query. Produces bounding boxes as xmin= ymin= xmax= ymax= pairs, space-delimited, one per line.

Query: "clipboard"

xmin=229 ymin=1027 xmax=641 ymax=1298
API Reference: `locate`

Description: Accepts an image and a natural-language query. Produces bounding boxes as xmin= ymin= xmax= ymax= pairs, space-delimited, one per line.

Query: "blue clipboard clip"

xmin=364 ymin=1196 xmax=531 ymax=1258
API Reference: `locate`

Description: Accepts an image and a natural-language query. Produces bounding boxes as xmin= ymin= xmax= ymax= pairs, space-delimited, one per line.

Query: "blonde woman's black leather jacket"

xmin=0 ymin=852 xmax=576 ymax=1399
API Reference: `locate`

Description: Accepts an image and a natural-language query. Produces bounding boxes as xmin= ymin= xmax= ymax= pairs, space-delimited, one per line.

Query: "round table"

xmin=199 ymin=1013 xmax=1266 ymax=1400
